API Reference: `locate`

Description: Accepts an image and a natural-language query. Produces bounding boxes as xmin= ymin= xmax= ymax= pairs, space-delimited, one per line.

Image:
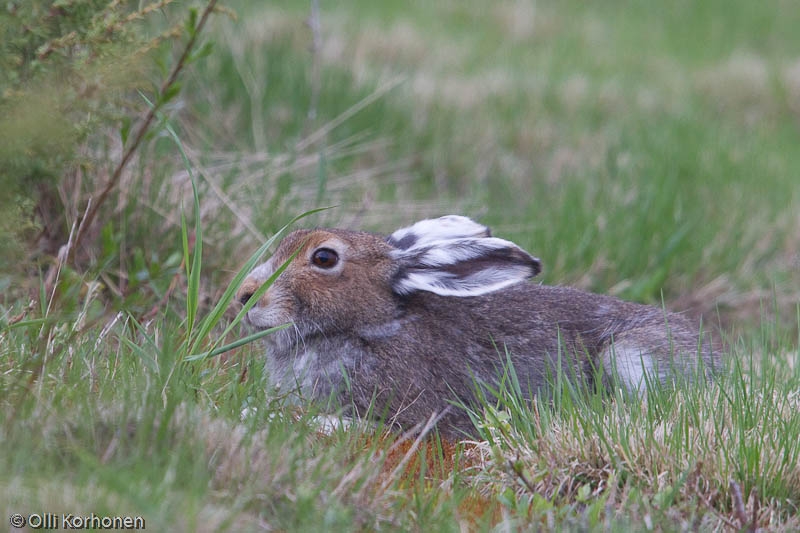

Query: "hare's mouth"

xmin=242 ymin=306 xmax=290 ymax=331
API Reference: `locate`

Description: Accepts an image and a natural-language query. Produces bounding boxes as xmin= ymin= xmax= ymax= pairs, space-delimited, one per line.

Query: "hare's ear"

xmin=391 ymin=237 xmax=541 ymax=297
xmin=387 ymin=215 xmax=491 ymax=250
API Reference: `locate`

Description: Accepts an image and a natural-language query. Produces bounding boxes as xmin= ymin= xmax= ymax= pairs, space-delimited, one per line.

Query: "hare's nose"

xmin=236 ymin=278 xmax=262 ymax=306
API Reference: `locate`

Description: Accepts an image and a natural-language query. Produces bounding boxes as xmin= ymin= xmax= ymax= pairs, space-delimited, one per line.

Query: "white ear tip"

xmin=387 ymin=215 xmax=491 ymax=250
xmin=436 ymin=215 xmax=484 ymax=228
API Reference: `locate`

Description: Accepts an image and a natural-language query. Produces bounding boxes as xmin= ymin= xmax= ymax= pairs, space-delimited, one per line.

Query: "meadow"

xmin=2 ymin=0 xmax=800 ymax=530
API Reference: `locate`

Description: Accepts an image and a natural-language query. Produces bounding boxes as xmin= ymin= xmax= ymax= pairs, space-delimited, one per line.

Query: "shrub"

xmin=0 ymin=0 xmax=212 ymax=284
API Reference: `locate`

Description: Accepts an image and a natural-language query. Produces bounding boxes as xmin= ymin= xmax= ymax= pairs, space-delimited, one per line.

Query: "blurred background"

xmin=3 ymin=0 xmax=799 ymax=335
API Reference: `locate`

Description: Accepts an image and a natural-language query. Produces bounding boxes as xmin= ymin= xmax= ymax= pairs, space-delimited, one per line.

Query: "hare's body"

xmin=238 ymin=217 xmax=717 ymax=437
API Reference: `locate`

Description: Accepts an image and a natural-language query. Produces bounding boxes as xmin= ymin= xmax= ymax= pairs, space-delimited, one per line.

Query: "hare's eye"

xmin=311 ymin=248 xmax=339 ymax=269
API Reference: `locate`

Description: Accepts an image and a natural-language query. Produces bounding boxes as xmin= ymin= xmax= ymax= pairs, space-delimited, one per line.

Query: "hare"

xmin=237 ymin=216 xmax=718 ymax=437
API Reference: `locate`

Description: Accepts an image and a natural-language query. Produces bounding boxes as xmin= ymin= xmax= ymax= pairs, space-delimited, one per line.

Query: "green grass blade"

xmin=186 ymin=244 xmax=302 ymax=360
xmin=185 ymin=323 xmax=291 ymax=361
xmin=187 ymin=207 xmax=330 ymax=355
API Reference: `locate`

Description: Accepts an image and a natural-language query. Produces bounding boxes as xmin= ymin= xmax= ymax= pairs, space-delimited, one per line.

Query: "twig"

xmin=8 ymin=300 xmax=35 ymax=326
xmin=730 ymin=480 xmax=748 ymax=527
xmin=730 ymin=480 xmax=759 ymax=533
xmin=694 ymin=481 xmax=739 ymax=530
xmin=43 ymin=199 xmax=90 ymax=307
xmin=508 ymin=452 xmax=537 ymax=494
xmin=378 ymin=411 xmax=443 ymax=493
xmin=52 ymin=0 xmax=219 ymax=288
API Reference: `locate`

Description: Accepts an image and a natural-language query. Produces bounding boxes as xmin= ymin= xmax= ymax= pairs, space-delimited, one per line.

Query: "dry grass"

xmin=461 ymin=375 xmax=800 ymax=531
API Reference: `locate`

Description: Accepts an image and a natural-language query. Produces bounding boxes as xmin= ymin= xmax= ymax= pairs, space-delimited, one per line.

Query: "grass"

xmin=3 ymin=0 xmax=800 ymax=530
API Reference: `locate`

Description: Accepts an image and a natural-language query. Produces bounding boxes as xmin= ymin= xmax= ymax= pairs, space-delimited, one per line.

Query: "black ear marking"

xmin=386 ymin=233 xmax=418 ymax=250
xmin=390 ymin=237 xmax=541 ymax=297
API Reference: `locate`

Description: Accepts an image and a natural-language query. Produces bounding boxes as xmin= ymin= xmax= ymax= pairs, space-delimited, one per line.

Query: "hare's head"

xmin=236 ymin=216 xmax=541 ymax=343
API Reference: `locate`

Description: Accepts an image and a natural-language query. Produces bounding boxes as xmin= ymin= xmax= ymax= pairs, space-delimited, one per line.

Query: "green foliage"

xmin=0 ymin=0 xmax=177 ymax=275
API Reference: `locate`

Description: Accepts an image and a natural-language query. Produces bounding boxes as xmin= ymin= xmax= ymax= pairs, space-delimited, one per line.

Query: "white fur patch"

xmin=603 ymin=341 xmax=653 ymax=394
xmin=247 ymin=257 xmax=276 ymax=283
xmin=388 ymin=215 xmax=490 ymax=250
xmin=395 ymin=267 xmax=530 ymax=297
xmin=311 ymin=415 xmax=356 ymax=435
xmin=292 ymin=348 xmax=316 ymax=379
